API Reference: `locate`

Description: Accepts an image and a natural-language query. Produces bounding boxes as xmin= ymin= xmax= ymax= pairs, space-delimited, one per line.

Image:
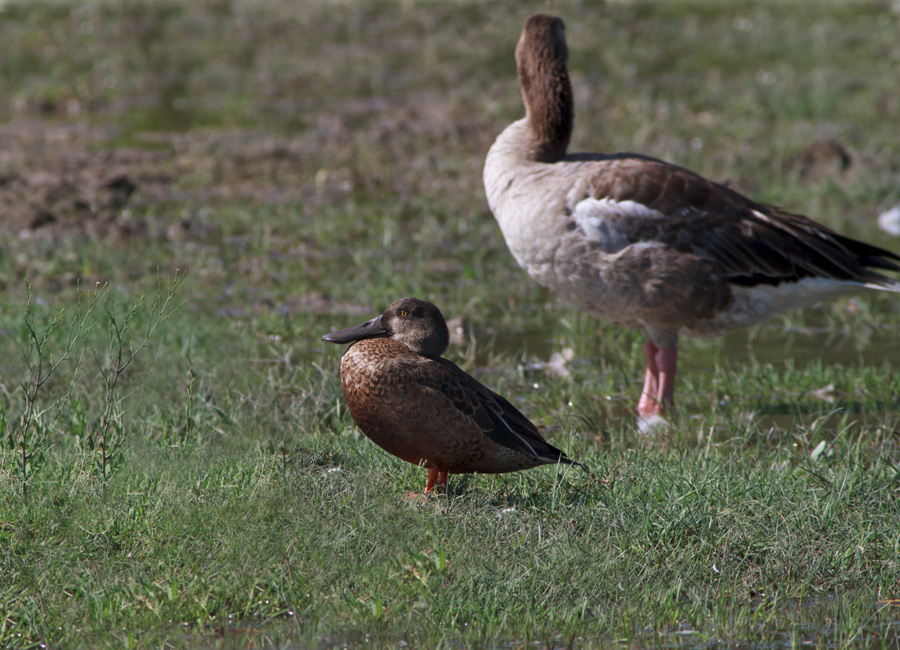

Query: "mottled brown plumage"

xmin=484 ymin=14 xmax=900 ymax=419
xmin=322 ymin=297 xmax=583 ymax=494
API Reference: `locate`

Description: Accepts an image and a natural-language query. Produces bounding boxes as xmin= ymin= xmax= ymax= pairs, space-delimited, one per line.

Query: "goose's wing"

xmin=572 ymin=155 xmax=900 ymax=289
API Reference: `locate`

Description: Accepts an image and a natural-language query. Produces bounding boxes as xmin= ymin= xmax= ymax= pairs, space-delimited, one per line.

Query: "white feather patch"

xmin=708 ymin=277 xmax=865 ymax=333
xmin=572 ymin=198 xmax=663 ymax=253
xmin=750 ymin=209 xmax=774 ymax=223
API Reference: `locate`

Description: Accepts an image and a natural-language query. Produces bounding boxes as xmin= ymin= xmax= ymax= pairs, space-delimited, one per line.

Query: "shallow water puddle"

xmin=681 ymin=323 xmax=900 ymax=374
xmin=487 ymin=300 xmax=900 ymax=376
xmin=482 ymin=300 xmax=899 ymax=445
xmin=638 ymin=601 xmax=900 ymax=650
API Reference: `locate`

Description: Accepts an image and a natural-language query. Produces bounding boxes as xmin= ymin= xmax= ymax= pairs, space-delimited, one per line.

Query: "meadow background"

xmin=1 ymin=0 xmax=899 ymax=647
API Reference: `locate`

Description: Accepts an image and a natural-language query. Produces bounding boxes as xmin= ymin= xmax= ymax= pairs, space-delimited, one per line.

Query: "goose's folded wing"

xmin=574 ymin=156 xmax=900 ymax=289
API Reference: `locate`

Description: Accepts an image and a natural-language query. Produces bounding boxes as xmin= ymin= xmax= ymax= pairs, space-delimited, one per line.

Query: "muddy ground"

xmin=0 ymin=117 xmax=351 ymax=242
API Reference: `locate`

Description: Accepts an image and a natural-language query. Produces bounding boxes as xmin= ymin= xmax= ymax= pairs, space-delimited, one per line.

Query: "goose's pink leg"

xmin=638 ymin=340 xmax=660 ymax=416
xmin=638 ymin=341 xmax=678 ymax=417
xmin=656 ymin=346 xmax=678 ymax=409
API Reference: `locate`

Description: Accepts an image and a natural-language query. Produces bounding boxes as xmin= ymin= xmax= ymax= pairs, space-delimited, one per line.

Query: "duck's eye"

xmin=400 ymin=310 xmax=409 ymax=317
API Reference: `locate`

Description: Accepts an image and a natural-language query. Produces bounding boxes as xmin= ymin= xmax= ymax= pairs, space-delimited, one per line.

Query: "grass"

xmin=1 ymin=0 xmax=900 ymax=647
xmin=3 ymin=421 xmax=900 ymax=648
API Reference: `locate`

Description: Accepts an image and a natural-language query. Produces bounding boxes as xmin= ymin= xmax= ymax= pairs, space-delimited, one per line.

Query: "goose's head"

xmin=514 ymin=14 xmax=572 ymax=162
xmin=322 ymin=297 xmax=450 ymax=359
xmin=516 ymin=14 xmax=568 ymax=76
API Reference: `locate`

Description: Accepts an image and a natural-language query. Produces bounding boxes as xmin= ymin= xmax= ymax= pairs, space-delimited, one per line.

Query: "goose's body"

xmin=322 ymin=297 xmax=583 ymax=494
xmin=484 ymin=14 xmax=900 ymax=418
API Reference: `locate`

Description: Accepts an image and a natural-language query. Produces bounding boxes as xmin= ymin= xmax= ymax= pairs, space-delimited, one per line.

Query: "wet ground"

xmin=0 ymin=118 xmax=330 ymax=241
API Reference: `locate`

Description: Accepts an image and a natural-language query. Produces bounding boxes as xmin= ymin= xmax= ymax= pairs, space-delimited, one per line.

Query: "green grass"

xmin=1 ymin=0 xmax=900 ymax=647
xmin=3 ymin=420 xmax=900 ymax=648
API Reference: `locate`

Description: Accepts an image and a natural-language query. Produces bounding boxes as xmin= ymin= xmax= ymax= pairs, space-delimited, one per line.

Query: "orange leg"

xmin=423 ymin=468 xmax=449 ymax=494
xmin=637 ymin=340 xmax=678 ymax=418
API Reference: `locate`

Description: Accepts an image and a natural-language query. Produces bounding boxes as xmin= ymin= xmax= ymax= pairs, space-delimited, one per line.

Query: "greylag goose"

xmin=484 ymin=13 xmax=900 ymax=418
xmin=323 ymin=297 xmax=584 ymax=494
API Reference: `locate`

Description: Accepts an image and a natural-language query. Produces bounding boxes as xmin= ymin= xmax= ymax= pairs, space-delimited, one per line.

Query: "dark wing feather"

xmin=577 ymin=155 xmax=900 ymax=288
xmin=414 ymin=358 xmax=579 ymax=467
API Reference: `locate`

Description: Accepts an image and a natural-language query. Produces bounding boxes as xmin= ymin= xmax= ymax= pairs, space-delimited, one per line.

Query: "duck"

xmin=483 ymin=13 xmax=900 ymax=419
xmin=322 ymin=297 xmax=584 ymax=494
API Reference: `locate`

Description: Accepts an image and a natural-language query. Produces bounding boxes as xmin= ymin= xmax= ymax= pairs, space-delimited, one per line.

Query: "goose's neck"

xmin=519 ymin=55 xmax=573 ymax=162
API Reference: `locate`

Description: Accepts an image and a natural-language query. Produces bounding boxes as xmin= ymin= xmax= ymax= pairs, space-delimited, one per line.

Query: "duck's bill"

xmin=321 ymin=315 xmax=388 ymax=344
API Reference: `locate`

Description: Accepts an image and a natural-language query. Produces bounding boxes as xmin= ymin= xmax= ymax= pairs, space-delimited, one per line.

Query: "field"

xmin=1 ymin=0 xmax=899 ymax=647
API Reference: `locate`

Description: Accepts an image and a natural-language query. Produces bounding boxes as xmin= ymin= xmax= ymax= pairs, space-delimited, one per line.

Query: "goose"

xmin=322 ymin=297 xmax=584 ymax=494
xmin=483 ymin=13 xmax=900 ymax=418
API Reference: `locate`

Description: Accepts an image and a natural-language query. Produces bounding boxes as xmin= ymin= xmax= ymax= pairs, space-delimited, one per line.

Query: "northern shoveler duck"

xmin=483 ymin=13 xmax=900 ymax=419
xmin=322 ymin=297 xmax=584 ymax=494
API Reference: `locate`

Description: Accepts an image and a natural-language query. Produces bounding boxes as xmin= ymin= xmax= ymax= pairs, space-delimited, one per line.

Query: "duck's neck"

xmin=519 ymin=54 xmax=573 ymax=162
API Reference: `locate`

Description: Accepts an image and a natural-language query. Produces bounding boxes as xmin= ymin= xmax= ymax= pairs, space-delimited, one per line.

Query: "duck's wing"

xmin=413 ymin=358 xmax=581 ymax=467
xmin=571 ymin=155 xmax=900 ymax=290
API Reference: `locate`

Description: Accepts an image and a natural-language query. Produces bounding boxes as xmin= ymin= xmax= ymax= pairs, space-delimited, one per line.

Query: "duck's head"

xmin=322 ymin=297 xmax=450 ymax=358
